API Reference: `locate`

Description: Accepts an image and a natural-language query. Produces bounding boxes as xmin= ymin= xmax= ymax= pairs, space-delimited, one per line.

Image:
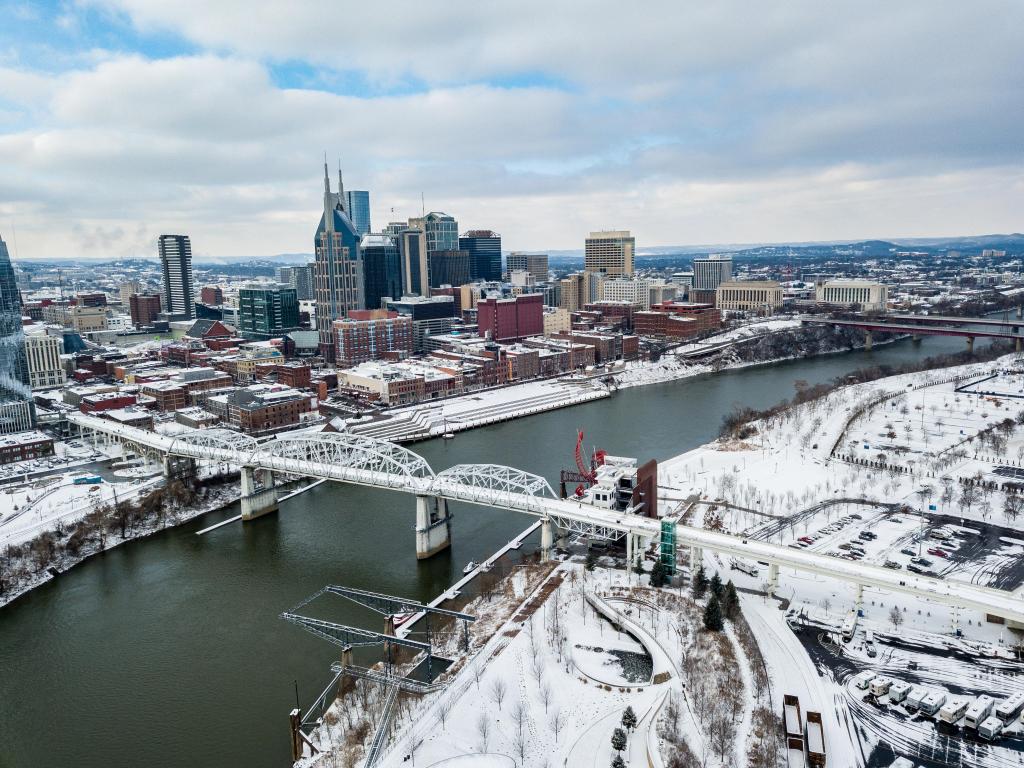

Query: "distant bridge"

xmin=804 ymin=314 xmax=1024 ymax=352
xmin=66 ymin=411 xmax=1024 ymax=624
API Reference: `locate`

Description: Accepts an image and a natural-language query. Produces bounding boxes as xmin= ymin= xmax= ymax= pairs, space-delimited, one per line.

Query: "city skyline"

xmin=1 ymin=2 xmax=1021 ymax=261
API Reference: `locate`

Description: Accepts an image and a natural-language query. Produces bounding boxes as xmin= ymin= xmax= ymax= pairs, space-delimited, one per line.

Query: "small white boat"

xmin=443 ymin=432 xmax=455 ymax=440
xmin=463 ymin=561 xmax=477 ymax=574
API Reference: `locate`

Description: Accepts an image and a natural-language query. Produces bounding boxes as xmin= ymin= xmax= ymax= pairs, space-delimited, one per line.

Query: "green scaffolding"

xmin=659 ymin=518 xmax=677 ymax=575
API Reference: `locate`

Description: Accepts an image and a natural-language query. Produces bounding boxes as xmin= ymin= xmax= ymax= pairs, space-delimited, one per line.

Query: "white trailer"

xmin=905 ymin=686 xmax=928 ymax=711
xmin=979 ymin=716 xmax=1003 ymax=741
xmin=994 ymin=691 xmax=1024 ymax=722
xmin=919 ymin=691 xmax=947 ymax=716
xmin=870 ymin=676 xmax=894 ymax=697
xmin=851 ymin=670 xmax=875 ymax=690
xmin=841 ymin=611 xmax=859 ymax=642
xmin=938 ymin=698 xmax=969 ymax=724
xmin=965 ymin=695 xmax=995 ymax=729
xmin=729 ymin=557 xmax=759 ymax=576
xmin=888 ymin=680 xmax=912 ymax=703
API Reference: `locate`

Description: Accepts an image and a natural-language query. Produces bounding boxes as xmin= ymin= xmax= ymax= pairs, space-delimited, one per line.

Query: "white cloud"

xmin=1 ymin=2 xmax=1023 ymax=258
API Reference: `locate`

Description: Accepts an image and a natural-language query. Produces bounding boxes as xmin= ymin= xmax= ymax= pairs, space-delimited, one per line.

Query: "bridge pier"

xmin=1017 ymin=305 xmax=1022 ymax=320
xmin=415 ymin=495 xmax=451 ymax=559
xmin=966 ymin=336 xmax=975 ymax=354
xmin=540 ymin=517 xmax=554 ymax=561
xmin=911 ymin=334 xmax=921 ymax=343
xmin=768 ymin=563 xmax=779 ymax=594
xmin=688 ymin=545 xmax=703 ymax=574
xmin=162 ymin=455 xmax=196 ymax=481
xmin=240 ymin=466 xmax=279 ymax=521
xmin=864 ymin=331 xmax=872 ymax=351
xmin=1016 ymin=338 xmax=1022 ymax=354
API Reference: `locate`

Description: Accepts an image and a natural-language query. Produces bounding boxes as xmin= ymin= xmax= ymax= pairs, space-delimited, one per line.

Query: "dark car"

xmin=900 ymin=548 xmax=916 ymax=557
xmin=907 ymin=564 xmax=924 ymax=574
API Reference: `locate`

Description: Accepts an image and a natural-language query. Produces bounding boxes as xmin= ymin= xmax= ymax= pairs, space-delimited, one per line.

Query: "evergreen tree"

xmin=691 ymin=563 xmax=708 ymax=599
xmin=611 ymin=756 xmax=626 ymax=768
xmin=709 ymin=571 xmax=723 ymax=600
xmin=722 ymin=580 xmax=740 ymax=620
xmin=611 ymin=727 xmax=627 ymax=753
xmin=585 ymin=550 xmax=597 ymax=572
xmin=703 ymin=594 xmax=725 ymax=631
xmin=621 ymin=706 xmax=638 ymax=731
xmin=650 ymin=560 xmax=666 ymax=588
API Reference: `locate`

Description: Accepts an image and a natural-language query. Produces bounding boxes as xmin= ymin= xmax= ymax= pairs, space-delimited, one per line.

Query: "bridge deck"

xmin=806 ymin=318 xmax=1022 ymax=339
xmin=67 ymin=411 xmax=1024 ymax=624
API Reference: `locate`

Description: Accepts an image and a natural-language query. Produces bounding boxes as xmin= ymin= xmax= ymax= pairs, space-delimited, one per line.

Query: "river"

xmin=0 ymin=335 xmax=984 ymax=768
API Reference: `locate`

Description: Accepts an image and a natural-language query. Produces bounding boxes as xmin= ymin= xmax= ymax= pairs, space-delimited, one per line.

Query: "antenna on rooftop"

xmin=421 ymin=192 xmax=425 ymax=217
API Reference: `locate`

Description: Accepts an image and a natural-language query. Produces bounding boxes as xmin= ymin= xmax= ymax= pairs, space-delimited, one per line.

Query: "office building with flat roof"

xmin=584 ymin=230 xmax=634 ymax=275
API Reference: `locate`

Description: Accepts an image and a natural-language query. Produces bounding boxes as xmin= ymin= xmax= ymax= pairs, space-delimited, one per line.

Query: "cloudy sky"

xmin=1 ymin=1 xmax=1021 ymax=260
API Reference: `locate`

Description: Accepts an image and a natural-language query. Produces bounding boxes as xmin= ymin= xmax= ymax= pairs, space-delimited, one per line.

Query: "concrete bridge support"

xmin=864 ymin=331 xmax=872 ymax=351
xmin=240 ymin=466 xmax=279 ymax=521
xmin=162 ymin=455 xmax=196 ymax=481
xmin=541 ymin=517 xmax=554 ymax=561
xmin=967 ymin=336 xmax=975 ymax=354
xmin=1016 ymin=338 xmax=1022 ymax=354
xmin=768 ymin=563 xmax=780 ymax=594
xmin=688 ymin=545 xmax=704 ymax=574
xmin=415 ymin=495 xmax=451 ymax=559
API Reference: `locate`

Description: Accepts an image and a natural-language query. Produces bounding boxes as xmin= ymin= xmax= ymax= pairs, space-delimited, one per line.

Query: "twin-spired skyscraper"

xmin=314 ymin=164 xmax=365 ymax=360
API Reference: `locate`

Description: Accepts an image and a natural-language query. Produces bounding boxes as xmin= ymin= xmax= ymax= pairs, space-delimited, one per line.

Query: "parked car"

xmin=907 ymin=564 xmax=924 ymax=574
xmin=884 ymin=561 xmax=902 ymax=569
xmin=799 ymin=536 xmax=814 ymax=544
xmin=911 ymin=557 xmax=933 ymax=567
xmin=927 ymin=548 xmax=948 ymax=558
xmin=900 ymin=548 xmax=916 ymax=557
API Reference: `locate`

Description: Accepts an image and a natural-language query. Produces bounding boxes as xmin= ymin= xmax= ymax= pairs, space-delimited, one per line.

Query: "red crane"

xmin=564 ymin=429 xmax=606 ymax=497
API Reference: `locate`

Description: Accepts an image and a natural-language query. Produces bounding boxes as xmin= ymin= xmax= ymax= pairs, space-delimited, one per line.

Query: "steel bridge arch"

xmin=265 ymin=432 xmax=434 ymax=485
xmin=167 ymin=429 xmax=260 ymax=462
xmin=431 ymin=463 xmax=556 ymax=511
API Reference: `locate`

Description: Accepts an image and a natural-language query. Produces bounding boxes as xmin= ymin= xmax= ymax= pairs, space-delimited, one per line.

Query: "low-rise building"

xmin=214 ymin=385 xmax=316 ymax=435
xmin=542 ymin=307 xmax=572 ymax=337
xmin=634 ymin=302 xmax=721 ymax=338
xmin=79 ymin=392 xmax=137 ymax=413
xmin=0 ymin=431 xmax=55 ymax=465
xmin=337 ymin=361 xmax=463 ymax=406
xmin=715 ymin=280 xmax=784 ymax=314
xmin=815 ymin=279 xmax=889 ymax=312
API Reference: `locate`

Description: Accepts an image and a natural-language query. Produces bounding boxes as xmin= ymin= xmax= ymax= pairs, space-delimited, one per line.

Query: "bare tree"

xmin=511 ymin=698 xmax=528 ymax=735
xmin=513 ymin=728 xmax=528 ymax=766
xmin=888 ymin=605 xmax=904 ymax=631
xmin=539 ymin=681 xmax=553 ymax=713
xmin=489 ymin=677 xmax=508 ymax=710
xmin=549 ymin=706 xmax=565 ymax=740
xmin=436 ymin=695 xmax=453 ymax=731
xmin=475 ymin=713 xmax=491 ymax=752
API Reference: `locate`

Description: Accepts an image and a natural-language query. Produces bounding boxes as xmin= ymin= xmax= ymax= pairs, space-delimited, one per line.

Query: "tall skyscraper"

xmin=361 ymin=234 xmax=402 ymax=309
xmin=397 ymin=227 xmax=429 ymax=296
xmin=314 ymin=164 xmax=364 ymax=360
xmin=692 ymin=255 xmax=733 ymax=291
xmin=584 ymin=230 xmax=634 ymax=276
xmin=459 ymin=230 xmax=502 ymax=281
xmin=427 ymin=250 xmax=470 ymax=288
xmin=409 ymin=212 xmax=459 ymax=252
xmin=0 ymin=234 xmax=33 ymax=433
xmin=506 ymin=252 xmax=549 ymax=283
xmin=345 ymin=190 xmax=372 ymax=237
xmin=277 ymin=265 xmax=314 ymax=301
xmin=159 ymin=234 xmax=195 ymax=320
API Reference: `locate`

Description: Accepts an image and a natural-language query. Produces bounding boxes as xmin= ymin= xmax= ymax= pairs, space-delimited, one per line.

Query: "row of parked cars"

xmin=852 ymin=671 xmax=1024 ymax=741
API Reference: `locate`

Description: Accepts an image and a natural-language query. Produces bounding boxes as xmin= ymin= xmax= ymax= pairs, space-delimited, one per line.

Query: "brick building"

xmin=476 ymin=293 xmax=543 ymax=342
xmin=333 ymin=310 xmax=414 ymax=368
xmin=129 ymin=294 xmax=162 ymax=328
xmin=0 ymin=431 xmax=55 ymax=465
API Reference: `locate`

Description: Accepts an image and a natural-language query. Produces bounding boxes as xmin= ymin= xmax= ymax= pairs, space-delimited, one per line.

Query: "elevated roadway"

xmin=67 ymin=411 xmax=1024 ymax=624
